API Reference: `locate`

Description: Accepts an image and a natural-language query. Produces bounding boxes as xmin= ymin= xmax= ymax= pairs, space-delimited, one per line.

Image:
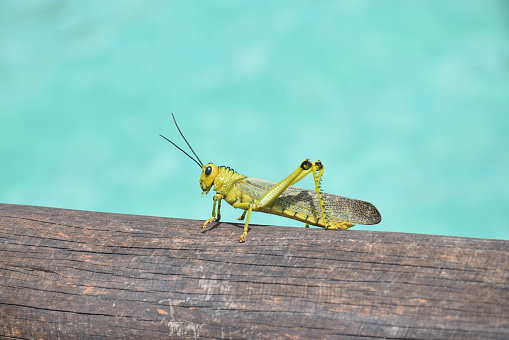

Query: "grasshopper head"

xmin=200 ymin=163 xmax=219 ymax=195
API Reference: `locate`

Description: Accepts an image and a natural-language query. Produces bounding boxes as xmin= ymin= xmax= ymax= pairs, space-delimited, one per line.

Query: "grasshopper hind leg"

xmin=310 ymin=161 xmax=354 ymax=231
xmin=310 ymin=160 xmax=330 ymax=229
xmin=327 ymin=221 xmax=355 ymax=230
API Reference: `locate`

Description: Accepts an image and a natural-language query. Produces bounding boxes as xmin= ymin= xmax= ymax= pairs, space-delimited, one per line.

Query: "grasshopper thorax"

xmin=200 ymin=163 xmax=219 ymax=195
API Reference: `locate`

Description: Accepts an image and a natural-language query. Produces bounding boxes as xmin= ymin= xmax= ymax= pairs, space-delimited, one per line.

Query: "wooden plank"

xmin=0 ymin=203 xmax=508 ymax=339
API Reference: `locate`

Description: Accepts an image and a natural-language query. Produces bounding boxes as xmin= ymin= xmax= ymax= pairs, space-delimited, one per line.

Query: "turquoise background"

xmin=1 ymin=1 xmax=508 ymax=240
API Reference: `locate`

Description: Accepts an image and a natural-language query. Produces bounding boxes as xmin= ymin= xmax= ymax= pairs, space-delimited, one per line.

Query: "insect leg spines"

xmin=311 ymin=161 xmax=329 ymax=228
xmin=309 ymin=161 xmax=356 ymax=230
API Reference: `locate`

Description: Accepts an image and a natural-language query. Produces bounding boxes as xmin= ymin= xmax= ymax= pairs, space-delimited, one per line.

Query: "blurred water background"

xmin=1 ymin=1 xmax=508 ymax=240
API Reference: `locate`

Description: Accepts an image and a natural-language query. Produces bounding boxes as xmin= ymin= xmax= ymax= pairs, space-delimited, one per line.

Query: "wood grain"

xmin=0 ymin=203 xmax=508 ymax=339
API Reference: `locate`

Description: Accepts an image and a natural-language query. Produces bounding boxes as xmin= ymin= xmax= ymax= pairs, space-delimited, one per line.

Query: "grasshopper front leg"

xmin=202 ymin=193 xmax=223 ymax=229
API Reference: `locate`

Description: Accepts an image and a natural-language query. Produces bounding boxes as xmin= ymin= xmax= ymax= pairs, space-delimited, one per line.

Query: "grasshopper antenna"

xmin=171 ymin=113 xmax=204 ymax=167
xmin=159 ymin=114 xmax=204 ymax=168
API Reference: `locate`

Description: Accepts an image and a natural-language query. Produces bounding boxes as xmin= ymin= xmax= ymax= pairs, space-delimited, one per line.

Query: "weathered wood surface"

xmin=0 ymin=203 xmax=508 ymax=339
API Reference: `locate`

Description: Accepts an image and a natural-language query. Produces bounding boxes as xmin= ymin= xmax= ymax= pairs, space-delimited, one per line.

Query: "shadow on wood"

xmin=1 ymin=203 xmax=508 ymax=339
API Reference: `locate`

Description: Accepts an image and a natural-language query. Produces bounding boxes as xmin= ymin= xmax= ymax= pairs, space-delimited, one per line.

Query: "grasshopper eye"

xmin=205 ymin=166 xmax=213 ymax=175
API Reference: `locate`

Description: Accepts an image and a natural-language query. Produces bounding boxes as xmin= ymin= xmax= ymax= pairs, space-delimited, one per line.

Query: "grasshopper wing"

xmin=236 ymin=177 xmax=381 ymax=226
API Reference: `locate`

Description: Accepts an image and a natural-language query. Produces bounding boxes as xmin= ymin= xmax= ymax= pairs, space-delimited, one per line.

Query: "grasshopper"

xmin=161 ymin=114 xmax=381 ymax=243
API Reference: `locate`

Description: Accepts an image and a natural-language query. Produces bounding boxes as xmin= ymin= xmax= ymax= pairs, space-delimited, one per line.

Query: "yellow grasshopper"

xmin=161 ymin=114 xmax=381 ymax=243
